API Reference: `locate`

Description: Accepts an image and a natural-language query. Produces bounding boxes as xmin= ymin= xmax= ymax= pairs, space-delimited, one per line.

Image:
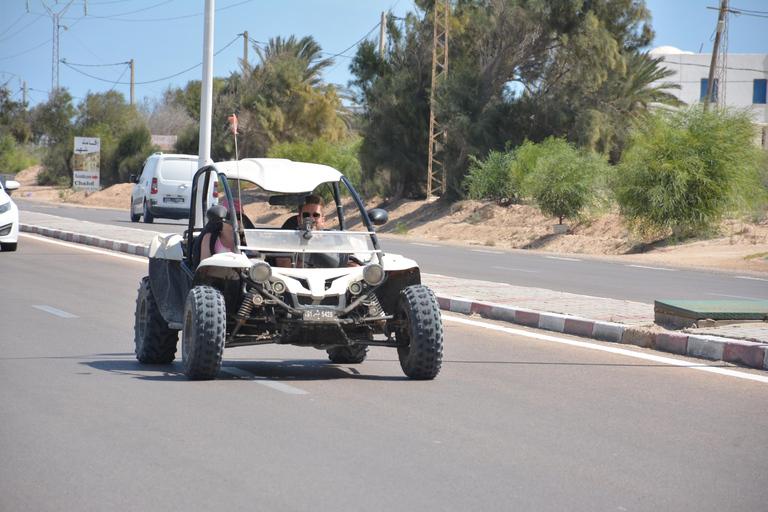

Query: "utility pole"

xmin=40 ymin=0 xmax=76 ymax=95
xmin=243 ymin=31 xmax=249 ymax=79
xmin=130 ymin=59 xmax=135 ymax=105
xmin=704 ymin=0 xmax=730 ymax=110
xmin=198 ymin=0 xmax=215 ymax=170
xmin=23 ymin=82 xmax=27 ymax=107
xmin=427 ymin=0 xmax=449 ymax=200
xmin=379 ymin=12 xmax=386 ymax=57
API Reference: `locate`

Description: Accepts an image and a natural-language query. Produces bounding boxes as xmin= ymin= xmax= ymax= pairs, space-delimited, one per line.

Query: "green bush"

xmin=464 ymin=147 xmax=517 ymax=204
xmin=524 ymin=137 xmax=608 ymax=224
xmin=613 ymin=106 xmax=768 ymax=238
xmin=0 ymin=135 xmax=39 ymax=175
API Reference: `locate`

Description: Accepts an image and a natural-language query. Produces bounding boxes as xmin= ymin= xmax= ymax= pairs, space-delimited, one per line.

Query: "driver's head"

xmin=299 ymin=194 xmax=325 ymax=230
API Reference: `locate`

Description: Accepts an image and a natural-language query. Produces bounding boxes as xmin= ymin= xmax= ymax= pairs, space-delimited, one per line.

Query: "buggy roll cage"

xmin=181 ymin=163 xmax=382 ymax=275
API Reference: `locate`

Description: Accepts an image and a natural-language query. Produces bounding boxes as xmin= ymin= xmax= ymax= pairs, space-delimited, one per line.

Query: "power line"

xmin=63 ymin=0 xmax=255 ymax=23
xmin=60 ymin=34 xmax=241 ymax=85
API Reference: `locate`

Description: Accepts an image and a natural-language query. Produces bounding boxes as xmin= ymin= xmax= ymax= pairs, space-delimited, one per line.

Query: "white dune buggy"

xmin=134 ymin=158 xmax=443 ymax=380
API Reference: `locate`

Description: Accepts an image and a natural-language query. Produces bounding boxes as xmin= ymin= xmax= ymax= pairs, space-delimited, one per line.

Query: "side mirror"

xmin=4 ymin=180 xmax=20 ymax=193
xmin=206 ymin=204 xmax=228 ymax=224
xmin=129 ymin=174 xmax=138 ymax=184
xmin=368 ymin=208 xmax=388 ymax=226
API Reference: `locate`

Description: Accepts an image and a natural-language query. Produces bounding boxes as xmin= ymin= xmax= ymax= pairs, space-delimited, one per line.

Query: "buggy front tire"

xmin=182 ymin=285 xmax=226 ymax=380
xmin=135 ymin=276 xmax=178 ymax=363
xmin=395 ymin=285 xmax=443 ymax=380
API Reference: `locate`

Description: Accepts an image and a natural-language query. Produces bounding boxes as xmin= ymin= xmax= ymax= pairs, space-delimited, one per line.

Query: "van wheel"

xmin=130 ymin=199 xmax=141 ymax=222
xmin=142 ymin=200 xmax=154 ymax=223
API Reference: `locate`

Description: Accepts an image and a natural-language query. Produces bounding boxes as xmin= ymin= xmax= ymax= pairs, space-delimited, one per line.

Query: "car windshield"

xmin=242 ymin=229 xmax=379 ymax=254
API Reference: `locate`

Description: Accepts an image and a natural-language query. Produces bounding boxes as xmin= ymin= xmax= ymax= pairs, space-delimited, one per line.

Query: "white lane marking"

xmin=625 ymin=264 xmax=676 ymax=271
xmin=20 ymin=233 xmax=146 ymax=263
xmin=705 ymin=293 xmax=766 ymax=301
xmin=33 ymin=305 xmax=78 ymax=318
xmin=471 ymin=249 xmax=504 ymax=254
xmin=410 ymin=242 xmax=439 ymax=247
xmin=492 ymin=266 xmax=540 ymax=273
xmin=545 ymin=256 xmax=581 ymax=262
xmin=442 ymin=314 xmax=768 ymax=385
xmin=219 ymin=367 xmax=309 ymax=394
xmin=735 ymin=276 xmax=768 ymax=282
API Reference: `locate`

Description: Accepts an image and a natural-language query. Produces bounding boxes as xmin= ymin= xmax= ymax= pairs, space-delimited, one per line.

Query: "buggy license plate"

xmin=163 ymin=196 xmax=185 ymax=204
xmin=302 ymin=309 xmax=338 ymax=322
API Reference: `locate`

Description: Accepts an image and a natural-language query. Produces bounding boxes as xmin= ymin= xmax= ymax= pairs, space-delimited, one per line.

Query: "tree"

xmin=29 ymin=89 xmax=76 ymax=185
xmin=613 ymin=106 xmax=768 ymax=238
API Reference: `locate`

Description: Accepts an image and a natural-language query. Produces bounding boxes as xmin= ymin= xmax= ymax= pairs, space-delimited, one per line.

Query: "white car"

xmin=129 ymin=153 xmax=199 ymax=223
xmin=0 ymin=179 xmax=20 ymax=252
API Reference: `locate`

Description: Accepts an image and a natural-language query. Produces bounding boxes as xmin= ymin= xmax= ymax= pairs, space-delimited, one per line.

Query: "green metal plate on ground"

xmin=654 ymin=300 xmax=768 ymax=321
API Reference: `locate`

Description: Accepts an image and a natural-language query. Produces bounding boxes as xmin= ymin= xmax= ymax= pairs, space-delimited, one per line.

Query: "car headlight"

xmin=248 ymin=261 xmax=271 ymax=283
xmin=0 ymin=201 xmax=11 ymax=214
xmin=362 ymin=263 xmax=385 ymax=285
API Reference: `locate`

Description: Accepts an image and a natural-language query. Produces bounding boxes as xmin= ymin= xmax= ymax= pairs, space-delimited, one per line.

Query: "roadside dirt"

xmin=13 ymin=165 xmax=768 ymax=274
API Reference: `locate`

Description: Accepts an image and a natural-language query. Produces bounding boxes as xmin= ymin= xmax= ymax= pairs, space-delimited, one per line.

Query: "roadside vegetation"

xmin=1 ymin=0 xmax=765 ymax=246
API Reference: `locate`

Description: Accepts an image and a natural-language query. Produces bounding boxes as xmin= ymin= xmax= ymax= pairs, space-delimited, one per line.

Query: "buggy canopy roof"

xmin=208 ymin=158 xmax=343 ymax=194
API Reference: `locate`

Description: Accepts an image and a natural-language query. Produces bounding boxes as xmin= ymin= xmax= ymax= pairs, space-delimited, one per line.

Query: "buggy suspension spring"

xmin=236 ymin=292 xmax=256 ymax=325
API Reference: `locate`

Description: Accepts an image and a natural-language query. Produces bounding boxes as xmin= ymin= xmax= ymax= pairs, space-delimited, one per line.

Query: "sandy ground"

xmin=13 ymin=165 xmax=768 ymax=275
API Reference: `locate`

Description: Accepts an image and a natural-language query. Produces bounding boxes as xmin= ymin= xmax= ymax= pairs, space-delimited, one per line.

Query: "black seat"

xmin=280 ymin=215 xmax=299 ymax=230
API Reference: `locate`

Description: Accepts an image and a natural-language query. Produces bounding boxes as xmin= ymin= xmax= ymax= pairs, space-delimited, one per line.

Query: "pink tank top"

xmin=214 ymin=237 xmax=232 ymax=254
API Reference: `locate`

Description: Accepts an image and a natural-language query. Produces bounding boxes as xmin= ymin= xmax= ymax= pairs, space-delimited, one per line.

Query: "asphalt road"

xmin=2 ymin=235 xmax=767 ymax=511
xmin=17 ymin=201 xmax=768 ymax=304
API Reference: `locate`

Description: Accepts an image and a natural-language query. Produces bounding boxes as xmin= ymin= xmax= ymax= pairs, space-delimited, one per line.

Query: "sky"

xmin=1 ymin=0 xmax=767 ymax=109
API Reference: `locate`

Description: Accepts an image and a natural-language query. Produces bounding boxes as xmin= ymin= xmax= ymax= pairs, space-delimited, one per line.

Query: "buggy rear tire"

xmin=182 ymin=285 xmax=226 ymax=380
xmin=327 ymin=345 xmax=369 ymax=364
xmin=135 ymin=276 xmax=178 ymax=363
xmin=395 ymin=285 xmax=443 ymax=380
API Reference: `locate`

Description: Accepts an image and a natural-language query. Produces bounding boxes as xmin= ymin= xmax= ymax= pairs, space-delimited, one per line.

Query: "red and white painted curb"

xmin=436 ymin=295 xmax=768 ymax=371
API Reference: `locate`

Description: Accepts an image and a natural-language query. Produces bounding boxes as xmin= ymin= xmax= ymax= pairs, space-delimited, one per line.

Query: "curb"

xmin=436 ymin=295 xmax=768 ymax=371
xmin=22 ymin=223 xmax=768 ymax=372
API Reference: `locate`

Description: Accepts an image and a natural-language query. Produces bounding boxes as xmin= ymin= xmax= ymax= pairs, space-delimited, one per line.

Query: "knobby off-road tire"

xmin=327 ymin=345 xmax=369 ymax=364
xmin=182 ymin=285 xmax=226 ymax=380
xmin=395 ymin=284 xmax=443 ymax=380
xmin=135 ymin=276 xmax=178 ymax=363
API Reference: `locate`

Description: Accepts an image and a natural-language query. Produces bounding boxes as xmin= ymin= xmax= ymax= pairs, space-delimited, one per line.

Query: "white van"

xmin=129 ymin=153 xmax=199 ymax=223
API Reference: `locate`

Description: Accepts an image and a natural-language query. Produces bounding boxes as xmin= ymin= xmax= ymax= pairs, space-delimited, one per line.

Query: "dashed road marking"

xmin=492 ymin=266 xmax=540 ymax=273
xmin=410 ymin=242 xmax=440 ymax=247
xmin=625 ymin=264 xmax=676 ymax=271
xmin=471 ymin=249 xmax=504 ymax=254
xmin=33 ymin=305 xmax=78 ymax=318
xmin=220 ymin=367 xmax=309 ymax=394
xmin=545 ymin=256 xmax=581 ymax=261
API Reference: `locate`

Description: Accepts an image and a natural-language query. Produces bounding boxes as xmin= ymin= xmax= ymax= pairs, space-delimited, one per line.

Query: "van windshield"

xmin=160 ymin=160 xmax=197 ymax=181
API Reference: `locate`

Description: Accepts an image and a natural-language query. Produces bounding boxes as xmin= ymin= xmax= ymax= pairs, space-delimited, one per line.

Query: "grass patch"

xmin=744 ymin=252 xmax=768 ymax=260
xmin=394 ymin=223 xmax=409 ymax=235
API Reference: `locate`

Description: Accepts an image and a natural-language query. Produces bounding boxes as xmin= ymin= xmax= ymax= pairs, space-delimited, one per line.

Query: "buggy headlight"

xmin=272 ymin=280 xmax=286 ymax=294
xmin=362 ymin=263 xmax=384 ymax=285
xmin=349 ymin=281 xmax=363 ymax=295
xmin=249 ymin=261 xmax=271 ymax=283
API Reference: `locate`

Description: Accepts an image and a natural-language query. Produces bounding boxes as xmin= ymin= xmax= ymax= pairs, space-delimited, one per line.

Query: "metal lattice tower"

xmin=427 ymin=0 xmax=449 ymax=199
xmin=40 ymin=0 xmax=76 ymax=95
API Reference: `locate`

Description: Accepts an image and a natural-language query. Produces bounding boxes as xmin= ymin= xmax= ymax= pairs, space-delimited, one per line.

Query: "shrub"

xmin=613 ymin=105 xmax=768 ymax=238
xmin=524 ymin=137 xmax=608 ymax=224
xmin=0 ymin=135 xmax=39 ymax=175
xmin=464 ymin=147 xmax=517 ymax=204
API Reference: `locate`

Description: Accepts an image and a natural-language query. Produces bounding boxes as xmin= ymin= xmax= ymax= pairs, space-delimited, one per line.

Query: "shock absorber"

xmin=235 ymin=292 xmax=256 ymax=327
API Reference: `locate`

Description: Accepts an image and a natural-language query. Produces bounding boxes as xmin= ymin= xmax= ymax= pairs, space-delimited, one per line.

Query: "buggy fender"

xmin=148 ymin=234 xmax=184 ymax=261
xmin=380 ymin=253 xmax=419 ymax=273
xmin=195 ymin=252 xmax=251 ymax=281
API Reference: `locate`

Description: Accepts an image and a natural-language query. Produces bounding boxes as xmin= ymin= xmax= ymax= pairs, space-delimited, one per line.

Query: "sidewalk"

xmin=19 ymin=210 xmax=768 ymax=371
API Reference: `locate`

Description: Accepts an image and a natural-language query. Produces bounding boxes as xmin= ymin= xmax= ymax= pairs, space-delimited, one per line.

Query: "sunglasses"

xmin=302 ymin=212 xmax=321 ymax=219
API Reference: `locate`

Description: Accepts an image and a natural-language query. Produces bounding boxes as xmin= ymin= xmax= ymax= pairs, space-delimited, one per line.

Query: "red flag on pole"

xmin=228 ymin=114 xmax=238 ymax=134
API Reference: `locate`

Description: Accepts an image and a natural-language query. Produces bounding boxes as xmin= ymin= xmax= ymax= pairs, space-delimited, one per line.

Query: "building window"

xmin=754 ymin=79 xmax=767 ymax=104
xmin=700 ymin=78 xmax=719 ymax=103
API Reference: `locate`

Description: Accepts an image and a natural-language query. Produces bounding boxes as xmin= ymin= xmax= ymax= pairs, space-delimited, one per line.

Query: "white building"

xmin=649 ymin=46 xmax=768 ymax=146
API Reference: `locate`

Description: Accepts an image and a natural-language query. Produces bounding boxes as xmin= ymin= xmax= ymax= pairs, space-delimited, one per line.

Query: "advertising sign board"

xmin=73 ymin=137 xmax=100 ymax=191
